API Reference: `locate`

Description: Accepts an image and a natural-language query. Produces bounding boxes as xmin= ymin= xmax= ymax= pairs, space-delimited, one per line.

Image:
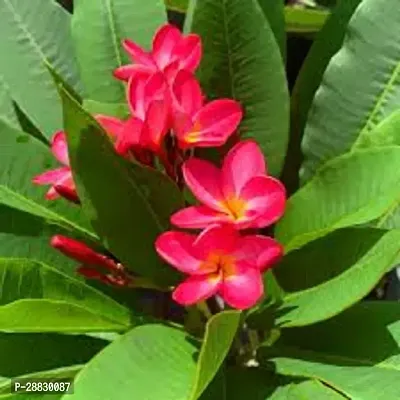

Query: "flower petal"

xmin=114 ymin=117 xmax=144 ymax=155
xmin=193 ymin=224 xmax=238 ymax=258
xmin=123 ymin=39 xmax=156 ymax=67
xmin=172 ymin=273 xmax=222 ymax=306
xmin=155 ymin=231 xmax=205 ymax=275
xmin=51 ymin=131 xmax=69 ymax=165
xmin=113 ymin=64 xmax=153 ymax=82
xmin=127 ymin=72 xmax=151 ymax=119
xmin=95 ymin=115 xmax=125 ymax=138
xmin=182 ymin=158 xmax=225 ymax=211
xmin=152 ymin=24 xmax=182 ymax=69
xmin=234 ymin=235 xmax=283 ymax=271
xmin=172 ymin=70 xmax=203 ymax=116
xmin=174 ymin=34 xmax=202 ymax=72
xmin=144 ymin=100 xmax=169 ymax=151
xmin=32 ymin=167 xmax=70 ymax=185
xmin=171 ymin=205 xmax=230 ymax=229
xmin=222 ymin=140 xmax=266 ymax=197
xmin=181 ymin=99 xmax=242 ymax=148
xmin=220 ymin=262 xmax=263 ymax=309
xmin=237 ymin=176 xmax=286 ymax=229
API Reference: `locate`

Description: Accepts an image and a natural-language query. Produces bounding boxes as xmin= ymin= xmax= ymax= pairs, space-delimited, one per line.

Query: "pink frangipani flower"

xmin=114 ymin=24 xmax=202 ymax=83
xmin=171 ymin=70 xmax=242 ymax=149
xmin=51 ymin=235 xmax=132 ymax=286
xmin=171 ymin=140 xmax=286 ymax=230
xmin=156 ymin=224 xmax=283 ymax=309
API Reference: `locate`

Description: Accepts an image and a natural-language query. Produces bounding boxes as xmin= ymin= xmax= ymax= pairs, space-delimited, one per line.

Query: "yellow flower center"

xmin=200 ymin=252 xmax=237 ymax=278
xmin=224 ymin=196 xmax=247 ymax=220
xmin=184 ymin=121 xmax=202 ymax=143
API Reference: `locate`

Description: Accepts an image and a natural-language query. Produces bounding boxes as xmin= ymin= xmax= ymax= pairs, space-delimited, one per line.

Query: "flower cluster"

xmin=156 ymin=141 xmax=286 ymax=309
xmin=32 ymin=24 xmax=286 ymax=309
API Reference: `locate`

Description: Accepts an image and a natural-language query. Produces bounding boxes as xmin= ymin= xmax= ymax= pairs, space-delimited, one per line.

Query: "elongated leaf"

xmin=301 ymin=0 xmax=400 ymax=182
xmin=275 ymin=229 xmax=400 ymax=327
xmin=82 ymin=99 xmax=129 ymax=120
xmin=64 ymin=324 xmax=198 ymax=400
xmin=0 ymin=258 xmax=132 ymax=332
xmin=276 ymin=147 xmax=400 ymax=252
xmin=189 ymin=311 xmax=240 ymax=400
xmin=258 ymin=0 xmax=286 ymax=58
xmin=292 ymin=0 xmax=362 ymax=138
xmin=0 ymin=0 xmax=81 ymax=137
xmin=59 ymin=84 xmax=183 ymax=285
xmin=0 ymin=333 xmax=104 ymax=379
xmin=72 ymin=0 xmax=166 ymax=103
xmin=0 ymin=365 xmax=82 ymax=400
xmin=353 ymin=111 xmax=400 ymax=229
xmin=190 ymin=0 xmax=289 ymax=177
xmin=0 ymin=77 xmax=17 ymax=126
xmin=260 ymin=302 xmax=400 ymax=400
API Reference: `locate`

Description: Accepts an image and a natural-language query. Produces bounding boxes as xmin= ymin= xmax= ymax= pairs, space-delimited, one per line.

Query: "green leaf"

xmin=190 ymin=0 xmax=289 ymax=177
xmin=64 ymin=324 xmax=198 ymax=400
xmin=58 ymin=84 xmax=183 ymax=285
xmin=82 ymin=99 xmax=130 ymax=120
xmin=260 ymin=302 xmax=400 ymax=400
xmin=276 ymin=147 xmax=400 ymax=252
xmin=284 ymin=7 xmax=329 ymax=34
xmin=354 ymin=109 xmax=400 ymax=150
xmin=165 ymin=0 xmax=189 ymax=13
xmin=301 ymin=0 xmax=400 ymax=182
xmin=258 ymin=0 xmax=286 ymax=58
xmin=72 ymin=0 xmax=166 ymax=103
xmin=291 ymin=0 xmax=362 ymax=138
xmin=0 ymin=365 xmax=82 ymax=400
xmin=189 ymin=311 xmax=241 ymax=400
xmin=0 ymin=333 xmax=104 ymax=379
xmin=0 ymin=0 xmax=81 ymax=137
xmin=0 ymin=258 xmax=132 ymax=332
xmin=353 ymin=111 xmax=400 ymax=229
xmin=268 ymin=229 xmax=400 ymax=327
xmin=0 ymin=77 xmax=17 ymax=127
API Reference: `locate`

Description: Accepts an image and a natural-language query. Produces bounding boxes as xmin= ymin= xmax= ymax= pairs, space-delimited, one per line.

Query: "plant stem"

xmin=197 ymin=301 xmax=213 ymax=319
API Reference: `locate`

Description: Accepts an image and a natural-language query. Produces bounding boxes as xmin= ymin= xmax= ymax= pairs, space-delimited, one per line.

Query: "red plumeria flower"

xmin=51 ymin=235 xmax=132 ymax=287
xmin=156 ymin=224 xmax=283 ymax=309
xmin=114 ymin=24 xmax=202 ymax=83
xmin=171 ymin=70 xmax=242 ymax=149
xmin=32 ymin=116 xmax=130 ymax=202
xmin=123 ymin=71 xmax=170 ymax=154
xmin=171 ymin=140 xmax=286 ymax=230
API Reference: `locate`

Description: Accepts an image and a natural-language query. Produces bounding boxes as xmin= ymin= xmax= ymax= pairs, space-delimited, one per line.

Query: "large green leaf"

xmin=0 ymin=258 xmax=132 ymax=332
xmin=0 ymin=365 xmax=82 ymax=400
xmin=64 ymin=324 xmax=198 ymax=400
xmin=0 ymin=0 xmax=81 ymax=137
xmin=201 ymin=367 xmax=344 ymax=400
xmin=189 ymin=311 xmax=240 ymax=400
xmin=257 ymin=0 xmax=286 ymax=58
xmin=301 ymin=0 xmax=400 ymax=182
xmin=59 ymin=84 xmax=183 ymax=285
xmin=72 ymin=0 xmax=166 ymax=103
xmin=276 ymin=147 xmax=400 ymax=252
xmin=353 ymin=111 xmax=400 ymax=229
xmin=0 ymin=77 xmax=17 ymax=127
xmin=260 ymin=229 xmax=400 ymax=327
xmin=291 ymin=0 xmax=362 ymax=139
xmin=0 ymin=333 xmax=104 ymax=379
xmin=190 ymin=0 xmax=289 ymax=177
xmin=260 ymin=302 xmax=400 ymax=400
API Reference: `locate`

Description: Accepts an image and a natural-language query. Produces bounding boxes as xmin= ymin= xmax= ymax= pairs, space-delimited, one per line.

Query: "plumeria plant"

xmin=0 ymin=0 xmax=399 ymax=399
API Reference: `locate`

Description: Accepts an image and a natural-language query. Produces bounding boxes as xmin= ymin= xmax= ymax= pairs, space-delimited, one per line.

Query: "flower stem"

xmin=197 ymin=301 xmax=213 ymax=319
